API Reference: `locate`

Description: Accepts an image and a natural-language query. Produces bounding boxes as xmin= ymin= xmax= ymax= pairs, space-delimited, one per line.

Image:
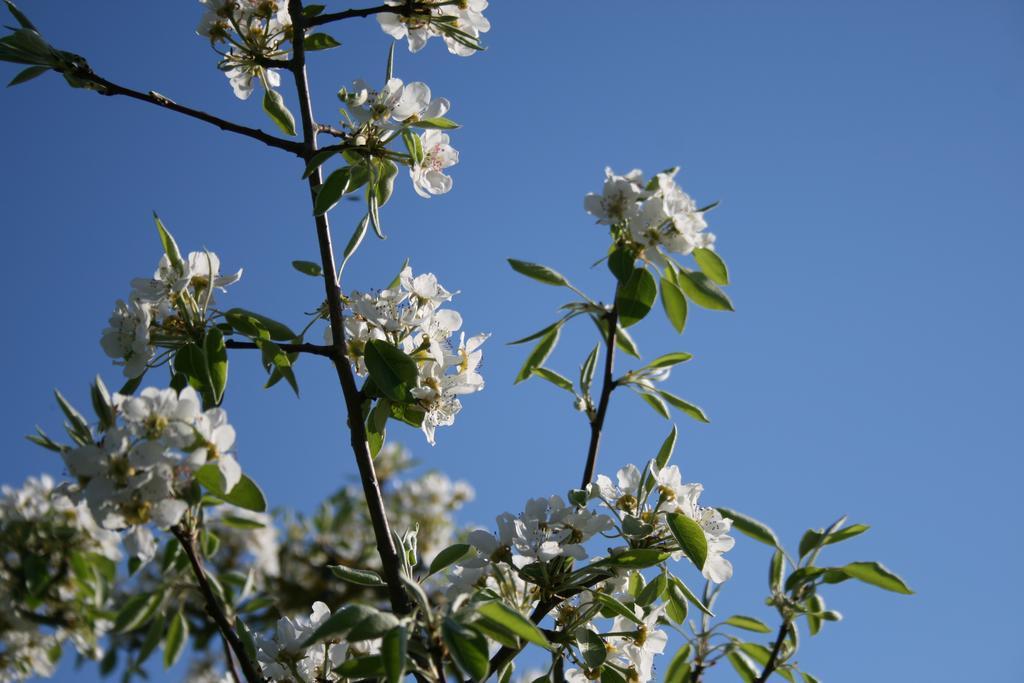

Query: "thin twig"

xmin=754 ymin=620 xmax=791 ymax=683
xmin=224 ymin=339 xmax=335 ymax=357
xmin=580 ymin=308 xmax=618 ymax=488
xmin=171 ymin=526 xmax=265 ymax=683
xmin=59 ymin=66 xmax=304 ymax=156
xmin=286 ymin=0 xmax=411 ymax=616
xmin=307 ymin=4 xmax=397 ymax=27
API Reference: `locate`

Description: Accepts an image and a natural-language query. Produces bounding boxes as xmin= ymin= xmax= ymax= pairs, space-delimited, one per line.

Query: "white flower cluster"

xmin=61 ymin=386 xmax=243 ymax=562
xmin=0 ymin=476 xmax=121 ymax=680
xmin=211 ymin=508 xmax=281 ymax=583
xmin=378 ymin=0 xmax=490 ymax=56
xmin=596 ymin=463 xmax=735 ymax=583
xmin=389 ymin=470 xmax=474 ymax=564
xmin=331 ymin=266 xmax=487 ymax=445
xmin=449 ymin=495 xmax=613 ymax=598
xmin=341 ymin=77 xmax=460 ymax=198
xmin=101 ymin=249 xmax=241 ymax=378
xmin=257 ymin=601 xmax=377 ymax=682
xmin=197 ymin=0 xmax=292 ymax=99
xmin=584 ymin=167 xmax=716 ymax=262
xmin=567 ymin=603 xmax=669 ymax=683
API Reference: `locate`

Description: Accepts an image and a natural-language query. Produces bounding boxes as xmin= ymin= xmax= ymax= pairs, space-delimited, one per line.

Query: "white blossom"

xmin=411 ymin=129 xmax=459 ymax=198
xmin=377 ymin=0 xmax=489 ymax=56
xmin=100 ymin=298 xmax=155 ymax=378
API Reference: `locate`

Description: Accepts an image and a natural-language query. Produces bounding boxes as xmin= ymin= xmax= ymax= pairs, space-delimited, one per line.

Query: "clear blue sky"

xmin=2 ymin=1 xmax=1022 ymax=681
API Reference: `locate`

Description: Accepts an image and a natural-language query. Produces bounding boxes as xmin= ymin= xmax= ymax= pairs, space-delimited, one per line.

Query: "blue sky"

xmin=1 ymin=1 xmax=1022 ymax=681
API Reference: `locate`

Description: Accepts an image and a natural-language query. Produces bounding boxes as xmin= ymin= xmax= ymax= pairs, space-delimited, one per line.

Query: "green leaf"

xmin=592 ymin=592 xmax=642 ymax=625
xmin=364 ymin=340 xmax=419 ymax=401
xmin=727 ymin=651 xmax=759 ymax=683
xmin=291 ymin=260 xmax=322 ymax=276
xmin=806 ymin=594 xmax=825 ymax=636
xmin=152 ymin=213 xmax=183 ymax=269
xmin=785 ymin=567 xmax=827 ymax=592
xmin=507 ymin=258 xmax=571 ymax=287
xmin=349 ymin=610 xmax=401 ymax=641
xmin=7 ymin=63 xmax=46 ymax=86
xmin=204 ymin=328 xmax=228 ymax=405
xmin=655 ymin=425 xmax=678 ymax=469
xmin=604 ymin=548 xmax=671 ymax=568
xmin=314 ymin=166 xmax=352 ymax=216
xmin=716 ymin=508 xmax=782 ymax=548
xmin=137 ymin=614 xmax=165 ymax=665
xmin=381 ymin=627 xmax=407 ymax=683
xmin=607 ymin=246 xmax=635 ymax=282
xmin=375 ymin=158 xmax=399 ymax=207
xmin=673 ymin=577 xmax=714 ymax=617
xmin=114 ymin=591 xmax=162 ymax=633
xmin=163 ymin=609 xmax=188 ymax=669
xmin=532 ymin=367 xmax=575 ymax=393
xmin=509 ymin=318 xmax=567 ymax=345
xmin=5 ymin=2 xmax=38 ymax=31
xmin=803 ymin=674 xmax=823 ymax=683
xmin=262 ymin=88 xmax=296 ymax=136
xmin=90 ymin=375 xmax=114 ymax=431
xmin=340 ymin=214 xmax=370 ymax=277
xmin=413 ymin=116 xmax=460 ymax=129
xmin=196 ymin=467 xmax=267 ymax=512
xmin=328 ymin=564 xmax=386 ymax=587
xmin=577 ymin=628 xmax=606 ymax=668
xmin=591 ymin=315 xmax=641 ymax=358
xmin=770 ymin=549 xmax=785 ymax=593
xmin=442 ymin=617 xmax=489 ymax=681
xmin=636 ymin=572 xmax=667 ymax=606
xmin=478 ymin=601 xmax=550 ymax=649
xmin=664 ymin=644 xmax=692 ymax=683
xmin=304 ymin=32 xmax=341 ymax=50
xmin=724 ymin=615 xmax=772 ymax=633
xmin=799 ymin=529 xmax=823 ymax=558
xmin=53 ymin=389 xmax=90 ymax=444
xmin=674 ymin=268 xmax=734 ymax=311
xmin=660 ymin=275 xmax=689 ymax=334
xmin=665 ymin=580 xmax=689 ymax=623
xmin=823 ymin=524 xmax=870 ymax=546
xmin=334 ymin=655 xmax=385 ymax=677
xmin=616 ymin=267 xmax=657 ymax=327
xmin=515 ymin=324 xmax=560 ymax=383
xmin=221 ymin=515 xmax=265 ymax=530
xmin=738 ymin=642 xmax=771 ymax=666
xmin=257 ymin=339 xmax=299 ymax=395
xmin=666 ymin=513 xmax=708 ymax=569
xmin=839 ymin=562 xmax=913 ymax=594
xmin=638 ymin=391 xmax=670 ymax=419
xmin=580 ymin=343 xmax=599 ymax=396
xmin=647 ymin=352 xmax=693 ymax=368
xmin=658 ymin=391 xmax=710 ymax=423
xmin=302 ymin=148 xmax=336 ymax=179
xmin=428 ymin=543 xmax=471 ymax=576
xmin=225 ymin=308 xmax=296 ymax=341
xmin=693 ymin=248 xmax=729 ymax=285
xmin=305 ymin=605 xmax=378 ymax=646
xmin=402 ymin=128 xmax=424 ymax=165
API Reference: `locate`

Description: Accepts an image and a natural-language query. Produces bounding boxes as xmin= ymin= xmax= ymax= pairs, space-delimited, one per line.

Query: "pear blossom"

xmin=346 ymin=77 xmax=449 ymax=128
xmin=100 ymin=298 xmax=155 ymax=378
xmin=607 ymin=604 xmax=669 ymax=682
xmin=377 ymin=0 xmax=489 ymax=56
xmin=197 ymin=0 xmax=292 ymax=99
xmin=410 ymin=129 xmax=459 ymax=198
xmin=584 ymin=167 xmax=647 ymax=224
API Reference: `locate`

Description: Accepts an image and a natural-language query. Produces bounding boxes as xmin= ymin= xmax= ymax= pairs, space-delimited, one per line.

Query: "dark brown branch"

xmin=754 ymin=620 xmax=791 ymax=683
xmin=287 ymin=0 xmax=411 ymax=616
xmin=580 ymin=309 xmax=618 ymax=488
xmin=171 ymin=526 xmax=265 ymax=683
xmin=60 ymin=66 xmax=304 ymax=156
xmin=307 ymin=4 xmax=396 ymax=27
xmin=316 ymin=123 xmax=348 ymax=139
xmin=224 ymin=339 xmax=335 ymax=357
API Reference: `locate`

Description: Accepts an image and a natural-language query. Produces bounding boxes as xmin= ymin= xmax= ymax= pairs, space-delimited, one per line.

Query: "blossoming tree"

xmin=0 ymin=2 xmax=911 ymax=682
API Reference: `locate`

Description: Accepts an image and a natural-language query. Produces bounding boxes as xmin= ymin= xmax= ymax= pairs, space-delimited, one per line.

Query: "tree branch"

xmin=224 ymin=339 xmax=335 ymax=357
xmin=171 ymin=526 xmax=265 ymax=683
xmin=754 ymin=620 xmax=791 ymax=683
xmin=580 ymin=308 xmax=618 ymax=488
xmin=60 ymin=65 xmax=304 ymax=156
xmin=307 ymin=3 xmax=399 ymax=27
xmin=287 ymin=0 xmax=411 ymax=616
